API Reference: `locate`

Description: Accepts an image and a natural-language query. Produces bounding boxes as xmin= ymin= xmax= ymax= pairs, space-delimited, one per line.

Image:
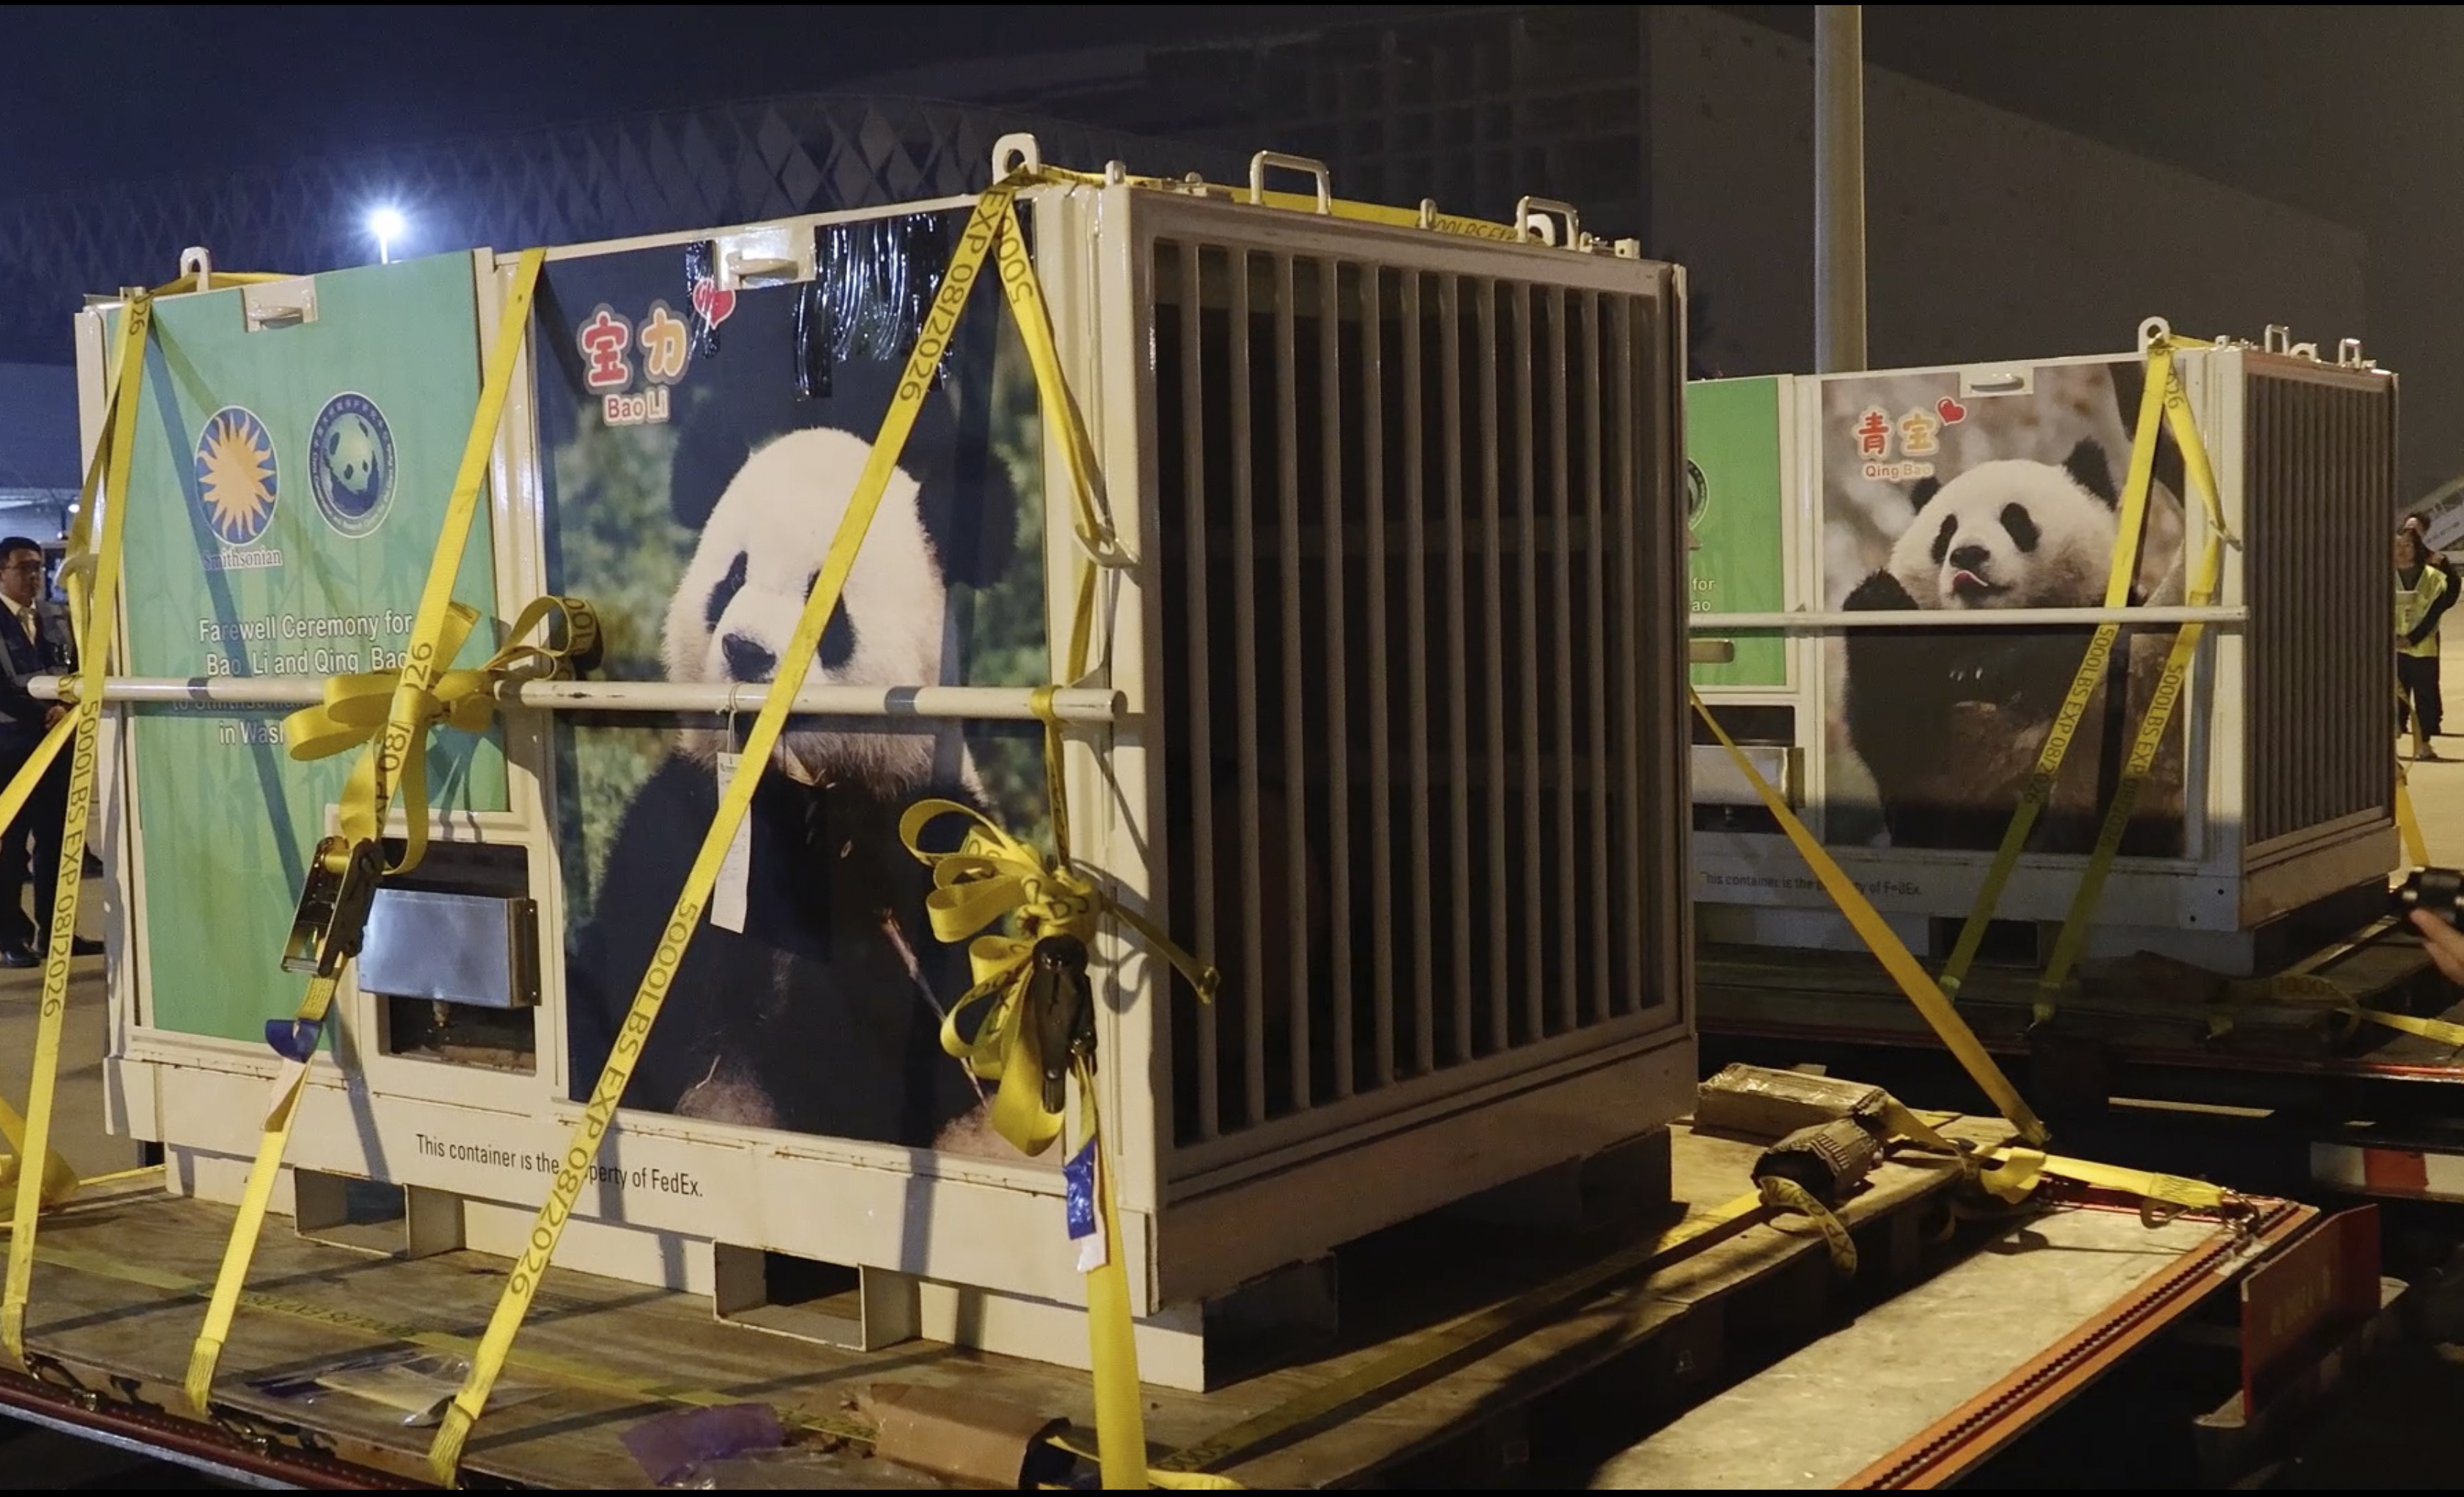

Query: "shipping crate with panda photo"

xmin=78 ymin=150 xmax=1698 ymax=1383
xmin=1689 ymin=337 xmax=2398 ymax=978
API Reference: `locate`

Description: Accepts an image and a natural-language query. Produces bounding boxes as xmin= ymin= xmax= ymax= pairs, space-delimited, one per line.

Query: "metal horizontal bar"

xmin=28 ymin=676 xmax=1125 ymax=723
xmin=1691 ymin=605 xmax=2247 ymax=631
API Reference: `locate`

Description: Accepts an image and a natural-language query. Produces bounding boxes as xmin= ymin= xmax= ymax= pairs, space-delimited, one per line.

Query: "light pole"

xmin=1814 ymin=5 xmax=1867 ymax=374
xmin=369 ymin=207 xmax=406 ymax=266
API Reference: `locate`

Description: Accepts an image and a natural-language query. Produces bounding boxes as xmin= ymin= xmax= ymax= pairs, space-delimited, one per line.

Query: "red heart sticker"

xmin=1936 ymin=395 xmax=1968 ymax=425
xmin=689 ymin=277 xmax=737 ymax=329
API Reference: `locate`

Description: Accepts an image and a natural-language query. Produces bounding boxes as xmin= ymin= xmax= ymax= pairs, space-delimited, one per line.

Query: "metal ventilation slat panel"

xmin=1147 ymin=221 xmax=1685 ymax=1166
xmin=2241 ymin=362 xmax=2394 ymax=852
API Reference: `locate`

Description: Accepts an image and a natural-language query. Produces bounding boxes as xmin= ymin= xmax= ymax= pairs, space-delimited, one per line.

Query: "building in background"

xmin=0 ymin=4 xmax=2369 ymax=539
xmin=0 ymin=362 xmax=78 ymax=542
xmin=843 ymin=5 xmax=2367 ymax=381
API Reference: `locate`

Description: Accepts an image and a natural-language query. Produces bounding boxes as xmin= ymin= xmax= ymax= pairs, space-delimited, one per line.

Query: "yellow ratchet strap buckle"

xmin=280 ymin=835 xmax=384 ymax=979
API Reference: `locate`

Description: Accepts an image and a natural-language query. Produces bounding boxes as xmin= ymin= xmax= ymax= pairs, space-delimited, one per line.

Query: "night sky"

xmin=0 ymin=5 xmax=1407 ymax=199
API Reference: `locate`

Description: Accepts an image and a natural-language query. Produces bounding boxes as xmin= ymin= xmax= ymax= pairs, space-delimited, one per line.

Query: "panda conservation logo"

xmin=194 ymin=406 xmax=280 ymax=556
xmin=308 ymin=392 xmax=398 ymax=538
xmin=1684 ymin=459 xmax=1709 ymax=529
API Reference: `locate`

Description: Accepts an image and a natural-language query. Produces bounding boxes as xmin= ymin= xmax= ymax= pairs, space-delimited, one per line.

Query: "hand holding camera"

xmin=2397 ymin=867 xmax=2464 ymax=987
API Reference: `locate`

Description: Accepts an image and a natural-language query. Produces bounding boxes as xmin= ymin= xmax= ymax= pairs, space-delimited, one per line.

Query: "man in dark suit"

xmin=0 ymin=536 xmax=102 ymax=966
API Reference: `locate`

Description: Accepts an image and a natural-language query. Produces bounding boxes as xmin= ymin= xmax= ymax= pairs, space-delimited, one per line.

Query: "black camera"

xmin=2394 ymin=866 xmax=2464 ymax=926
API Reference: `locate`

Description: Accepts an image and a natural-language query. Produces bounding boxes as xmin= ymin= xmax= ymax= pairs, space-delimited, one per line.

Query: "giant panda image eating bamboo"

xmin=565 ymin=352 xmax=1024 ymax=1156
xmin=1839 ymin=436 xmax=2186 ymax=856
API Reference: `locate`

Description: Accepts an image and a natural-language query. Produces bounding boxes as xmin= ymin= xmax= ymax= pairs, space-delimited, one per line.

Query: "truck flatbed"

xmin=1 ymin=1113 xmax=2025 ymax=1490
xmin=1697 ymin=923 xmax=2464 ymax=1121
xmin=2 ymin=1099 xmax=2374 ymax=1491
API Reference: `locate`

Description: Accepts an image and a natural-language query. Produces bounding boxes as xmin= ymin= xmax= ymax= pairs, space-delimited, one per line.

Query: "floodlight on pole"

xmin=368 ymin=207 xmax=407 ymax=265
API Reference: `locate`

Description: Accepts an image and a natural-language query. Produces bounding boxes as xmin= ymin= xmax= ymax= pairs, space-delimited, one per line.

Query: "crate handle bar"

xmin=1515 ymin=197 xmax=1582 ymax=248
xmin=26 ymin=675 xmax=1123 ymax=723
xmin=991 ymin=132 xmax=1042 ymax=182
xmin=1248 ymin=151 xmax=1332 ymax=213
xmin=724 ymin=254 xmax=799 ymax=281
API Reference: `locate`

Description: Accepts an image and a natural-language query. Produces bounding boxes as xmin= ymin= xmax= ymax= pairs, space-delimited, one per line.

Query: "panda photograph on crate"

xmin=535 ymin=208 xmax=1058 ymax=1162
xmin=1820 ymin=359 xmax=2192 ymax=856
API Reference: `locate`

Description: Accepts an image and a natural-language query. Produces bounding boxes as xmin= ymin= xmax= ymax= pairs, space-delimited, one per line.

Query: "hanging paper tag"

xmin=1064 ymin=1138 xmax=1107 ymax=1272
xmin=711 ymin=752 xmax=752 ymax=934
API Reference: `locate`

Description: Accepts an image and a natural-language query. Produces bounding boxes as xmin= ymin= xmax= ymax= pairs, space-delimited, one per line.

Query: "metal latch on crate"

xmin=711 ymin=224 xmax=816 ymax=291
xmin=357 ymin=888 xmax=541 ymax=1011
xmin=1693 ymin=743 xmax=1804 ymax=808
xmin=281 ymin=835 xmax=384 ymax=979
xmin=241 ymin=277 xmax=319 ymax=332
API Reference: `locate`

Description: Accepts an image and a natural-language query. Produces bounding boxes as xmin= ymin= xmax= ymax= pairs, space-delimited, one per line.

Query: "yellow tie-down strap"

xmin=2394 ymin=689 xmax=2431 ymax=867
xmin=1145 ymin=1106 xmax=2234 ymax=1482
xmin=1691 ymin=692 xmax=2050 ymax=1147
xmin=2201 ymin=966 xmax=2464 ymax=1056
xmin=1915 ymin=328 xmax=2422 ymax=1039
xmin=160 ymin=157 xmax=1500 ymax=1484
xmin=2031 ymin=337 xmax=2237 ymax=1025
xmin=4 ymin=264 xmax=342 ymax=1302
xmin=1688 ymin=698 xmax=2245 ymax=1192
xmin=181 ymin=248 xmax=559 ymax=1414
xmin=0 ymin=283 xmax=163 ymax=1362
xmin=425 ymin=168 xmax=1211 ymax=1490
xmin=413 ymin=207 xmax=1014 ymax=1483
xmin=885 ymin=204 xmax=1223 ymax=1487
xmin=1970 ymin=1147 xmax=2228 ymax=1215
xmin=2353 ymin=1005 xmax=2464 ymax=1052
xmin=1933 ymin=338 xmax=2180 ymax=1002
xmin=1 ymin=262 xmax=321 ymax=1340
xmin=0 ymin=716 xmax=84 ymax=1224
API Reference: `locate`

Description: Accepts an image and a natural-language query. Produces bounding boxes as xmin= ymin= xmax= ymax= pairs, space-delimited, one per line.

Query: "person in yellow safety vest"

xmin=2398 ymin=526 xmax=2450 ymax=761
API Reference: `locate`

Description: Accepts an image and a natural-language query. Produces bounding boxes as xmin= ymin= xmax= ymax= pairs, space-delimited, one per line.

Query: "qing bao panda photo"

xmin=1817 ymin=357 xmax=2195 ymax=858
xmin=533 ymin=212 xmax=1060 ymax=1161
